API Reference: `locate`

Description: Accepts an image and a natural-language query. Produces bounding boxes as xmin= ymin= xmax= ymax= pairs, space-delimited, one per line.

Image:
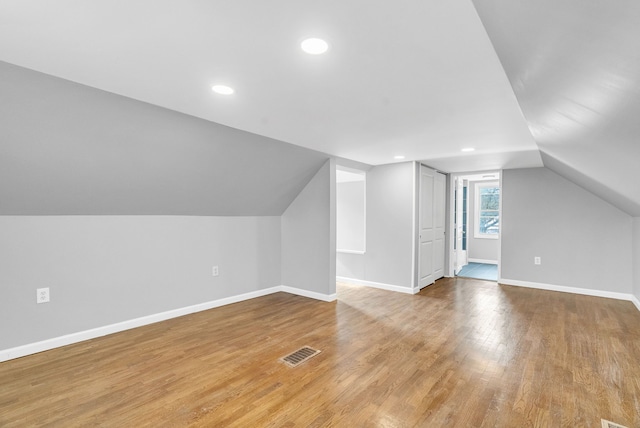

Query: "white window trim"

xmin=474 ymin=181 xmax=500 ymax=240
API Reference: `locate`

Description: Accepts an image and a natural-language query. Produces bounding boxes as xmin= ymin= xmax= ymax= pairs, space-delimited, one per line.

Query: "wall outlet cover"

xmin=36 ymin=287 xmax=50 ymax=304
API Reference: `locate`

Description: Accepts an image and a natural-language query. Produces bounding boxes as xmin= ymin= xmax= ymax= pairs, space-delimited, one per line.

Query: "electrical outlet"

xmin=212 ymin=266 xmax=219 ymax=277
xmin=36 ymin=287 xmax=50 ymax=304
xmin=534 ymin=257 xmax=541 ymax=265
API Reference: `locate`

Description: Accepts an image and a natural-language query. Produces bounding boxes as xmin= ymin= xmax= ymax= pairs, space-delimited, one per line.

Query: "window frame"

xmin=473 ymin=181 xmax=500 ymax=240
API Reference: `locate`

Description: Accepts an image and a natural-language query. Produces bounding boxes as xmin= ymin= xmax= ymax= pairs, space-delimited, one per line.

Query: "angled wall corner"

xmin=501 ymin=167 xmax=633 ymax=294
xmin=540 ymin=151 xmax=640 ymax=217
xmin=0 ymin=60 xmax=329 ymax=216
xmin=281 ymin=159 xmax=336 ymax=299
xmin=0 ymin=61 xmax=339 ymax=356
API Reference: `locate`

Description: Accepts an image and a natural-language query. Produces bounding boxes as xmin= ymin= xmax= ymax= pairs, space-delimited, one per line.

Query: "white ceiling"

xmin=0 ymin=0 xmax=541 ymax=172
xmin=2 ymin=1 xmax=640 ymax=214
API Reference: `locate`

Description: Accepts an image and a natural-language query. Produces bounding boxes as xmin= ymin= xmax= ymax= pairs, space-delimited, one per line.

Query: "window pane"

xmin=480 ymin=187 xmax=500 ymax=210
xmin=479 ymin=214 xmax=499 ymax=234
xmin=480 ymin=187 xmax=500 ymax=196
xmin=475 ymin=183 xmax=500 ymax=238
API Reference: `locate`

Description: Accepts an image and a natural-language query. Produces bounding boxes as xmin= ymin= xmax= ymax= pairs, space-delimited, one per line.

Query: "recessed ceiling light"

xmin=301 ymin=38 xmax=329 ymax=55
xmin=394 ymin=155 xmax=405 ymax=160
xmin=461 ymin=147 xmax=475 ymax=152
xmin=212 ymin=85 xmax=234 ymax=95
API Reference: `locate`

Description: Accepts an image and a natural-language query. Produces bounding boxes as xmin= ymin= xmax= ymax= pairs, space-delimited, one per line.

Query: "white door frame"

xmin=433 ymin=170 xmax=446 ymax=281
xmin=446 ymin=170 xmax=502 ymax=278
xmin=453 ymin=176 xmax=467 ymax=275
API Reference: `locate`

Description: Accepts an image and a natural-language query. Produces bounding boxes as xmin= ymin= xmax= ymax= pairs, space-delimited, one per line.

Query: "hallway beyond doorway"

xmin=457 ymin=262 xmax=497 ymax=281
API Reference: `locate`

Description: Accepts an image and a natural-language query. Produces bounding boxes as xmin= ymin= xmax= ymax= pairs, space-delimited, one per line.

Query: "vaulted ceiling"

xmin=472 ymin=0 xmax=640 ymax=215
xmin=0 ymin=61 xmax=329 ymax=215
xmin=1 ymin=1 xmax=639 ymax=215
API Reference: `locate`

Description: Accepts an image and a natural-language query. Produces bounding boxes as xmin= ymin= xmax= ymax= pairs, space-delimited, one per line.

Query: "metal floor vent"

xmin=281 ymin=346 xmax=321 ymax=367
xmin=602 ymin=419 xmax=628 ymax=428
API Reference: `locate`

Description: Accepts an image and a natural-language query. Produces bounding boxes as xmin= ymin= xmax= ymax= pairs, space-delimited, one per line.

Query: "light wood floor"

xmin=1 ymin=278 xmax=639 ymax=427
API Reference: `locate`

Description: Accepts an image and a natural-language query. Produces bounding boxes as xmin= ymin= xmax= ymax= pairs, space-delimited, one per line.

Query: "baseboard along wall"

xmin=4 ymin=278 xmax=636 ymax=363
xmin=336 ymin=276 xmax=419 ymax=295
xmin=339 ymin=275 xmax=640 ymax=313
xmin=500 ymin=278 xmax=640 ymax=312
xmin=0 ymin=285 xmax=335 ymax=363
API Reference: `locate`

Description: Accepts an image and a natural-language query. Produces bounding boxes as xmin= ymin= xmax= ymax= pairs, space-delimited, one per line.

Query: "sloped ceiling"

xmin=472 ymin=0 xmax=640 ymax=215
xmin=0 ymin=0 xmax=540 ymax=173
xmin=0 ymin=61 xmax=329 ymax=215
xmin=1 ymin=1 xmax=639 ymax=215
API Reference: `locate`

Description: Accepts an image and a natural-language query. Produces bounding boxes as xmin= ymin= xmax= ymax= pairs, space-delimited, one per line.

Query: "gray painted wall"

xmin=336 ymin=252 xmax=365 ymax=279
xmin=336 ymin=181 xmax=366 ymax=252
xmin=337 ymin=162 xmax=414 ymax=288
xmin=501 ymin=167 xmax=633 ymax=293
xmin=0 ymin=215 xmax=281 ymax=350
xmin=541 ymin=151 xmax=640 ymax=217
xmin=0 ymin=62 xmax=344 ymax=354
xmin=633 ymin=218 xmax=640 ymax=302
xmin=467 ymin=180 xmax=499 ymax=262
xmin=0 ymin=61 xmax=329 ymax=216
xmin=281 ymin=160 xmax=336 ymax=296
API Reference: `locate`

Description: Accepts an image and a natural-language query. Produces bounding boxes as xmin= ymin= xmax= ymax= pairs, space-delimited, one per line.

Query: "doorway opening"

xmin=450 ymin=171 xmax=500 ymax=282
xmin=336 ymin=167 xmax=366 ymax=255
xmin=457 ymin=262 xmax=497 ymax=281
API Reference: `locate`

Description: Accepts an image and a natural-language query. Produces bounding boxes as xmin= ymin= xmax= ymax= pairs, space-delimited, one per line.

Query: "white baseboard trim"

xmin=468 ymin=258 xmax=498 ymax=265
xmin=631 ymin=295 xmax=640 ymax=312
xmin=0 ymin=285 xmax=335 ymax=363
xmin=280 ymin=285 xmax=337 ymax=302
xmin=337 ymin=276 xmax=417 ymax=295
xmin=499 ymin=278 xmax=638 ymax=306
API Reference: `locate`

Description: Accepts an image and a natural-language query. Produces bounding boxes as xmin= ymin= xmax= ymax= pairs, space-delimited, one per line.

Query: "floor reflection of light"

xmin=332 ymin=281 xmax=538 ymax=419
xmin=461 ymin=285 xmax=526 ymax=375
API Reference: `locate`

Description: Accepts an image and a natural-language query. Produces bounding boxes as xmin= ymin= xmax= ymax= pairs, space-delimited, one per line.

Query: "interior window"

xmin=475 ymin=181 xmax=499 ymax=239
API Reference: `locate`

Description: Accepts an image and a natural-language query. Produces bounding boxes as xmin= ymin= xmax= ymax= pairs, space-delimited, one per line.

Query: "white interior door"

xmin=419 ymin=166 xmax=434 ymax=288
xmin=433 ymin=171 xmax=446 ymax=280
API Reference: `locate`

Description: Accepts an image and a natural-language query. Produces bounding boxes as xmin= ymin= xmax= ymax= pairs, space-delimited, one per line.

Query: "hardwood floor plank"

xmin=1 ymin=278 xmax=639 ymax=427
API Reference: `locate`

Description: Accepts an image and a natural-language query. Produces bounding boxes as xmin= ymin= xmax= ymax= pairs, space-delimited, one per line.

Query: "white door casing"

xmin=454 ymin=177 xmax=467 ymax=274
xmin=433 ymin=171 xmax=446 ymax=280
